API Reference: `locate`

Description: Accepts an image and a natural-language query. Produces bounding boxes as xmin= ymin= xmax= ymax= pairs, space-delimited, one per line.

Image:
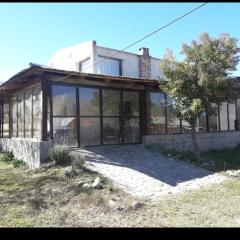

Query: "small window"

xmin=78 ymin=58 xmax=91 ymax=73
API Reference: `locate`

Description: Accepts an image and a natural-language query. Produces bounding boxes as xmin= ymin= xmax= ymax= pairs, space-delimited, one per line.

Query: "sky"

xmin=0 ymin=2 xmax=240 ymax=82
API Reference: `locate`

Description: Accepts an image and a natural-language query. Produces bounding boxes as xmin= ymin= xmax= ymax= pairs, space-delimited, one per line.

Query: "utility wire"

xmin=46 ymin=2 xmax=208 ymax=82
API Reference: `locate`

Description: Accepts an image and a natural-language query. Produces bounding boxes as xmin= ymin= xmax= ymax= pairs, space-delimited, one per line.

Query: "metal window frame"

xmin=50 ymin=80 xmax=142 ymax=147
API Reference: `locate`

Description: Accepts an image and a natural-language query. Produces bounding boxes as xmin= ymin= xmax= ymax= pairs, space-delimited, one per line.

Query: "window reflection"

xmin=149 ymin=92 xmax=166 ymax=134
xmin=53 ymin=117 xmax=77 ymax=146
xmin=196 ymin=111 xmax=207 ymax=132
xmin=124 ymin=118 xmax=140 ymax=143
xmin=79 ymin=87 xmax=100 ymax=116
xmin=25 ymin=89 xmax=32 ymax=138
xmin=103 ymin=118 xmax=120 ymax=144
xmin=11 ymin=95 xmax=17 ymax=137
xmin=80 ymin=118 xmax=100 ymax=146
xmin=123 ymin=91 xmax=139 ymax=117
xmin=220 ymin=102 xmax=228 ymax=131
xmin=208 ymin=104 xmax=219 ymax=132
xmin=228 ymin=102 xmax=236 ymax=130
xmin=32 ymin=86 xmax=42 ymax=139
xmin=52 ymin=85 xmax=76 ymax=116
xmin=18 ymin=93 xmax=24 ymax=137
xmin=102 ymin=89 xmax=121 ymax=116
xmin=166 ymin=96 xmax=180 ymax=133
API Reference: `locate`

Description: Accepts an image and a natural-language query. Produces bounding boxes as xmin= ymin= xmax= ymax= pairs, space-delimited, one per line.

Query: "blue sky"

xmin=0 ymin=2 xmax=240 ymax=82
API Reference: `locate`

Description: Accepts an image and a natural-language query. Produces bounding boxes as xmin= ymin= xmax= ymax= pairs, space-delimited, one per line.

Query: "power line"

xmin=48 ymin=2 xmax=208 ymax=82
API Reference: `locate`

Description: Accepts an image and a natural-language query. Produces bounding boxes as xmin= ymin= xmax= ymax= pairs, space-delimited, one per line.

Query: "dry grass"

xmin=0 ymin=153 xmax=240 ymax=227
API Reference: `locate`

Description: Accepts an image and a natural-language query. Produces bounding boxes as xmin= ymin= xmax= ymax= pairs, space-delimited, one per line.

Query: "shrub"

xmin=71 ymin=153 xmax=85 ymax=170
xmin=48 ymin=145 xmax=72 ymax=165
xmin=1 ymin=151 xmax=14 ymax=163
xmin=12 ymin=159 xmax=26 ymax=168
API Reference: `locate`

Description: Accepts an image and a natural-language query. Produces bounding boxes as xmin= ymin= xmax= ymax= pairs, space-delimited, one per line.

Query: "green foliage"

xmin=160 ymin=32 xmax=240 ymax=127
xmin=202 ymin=148 xmax=240 ymax=171
xmin=1 ymin=151 xmax=15 ymax=163
xmin=48 ymin=145 xmax=72 ymax=166
xmin=12 ymin=159 xmax=26 ymax=168
xmin=0 ymin=151 xmax=25 ymax=168
xmin=146 ymin=144 xmax=201 ymax=163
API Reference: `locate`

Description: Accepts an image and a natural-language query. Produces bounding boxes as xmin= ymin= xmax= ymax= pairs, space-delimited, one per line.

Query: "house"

xmin=1 ymin=40 xmax=240 ymax=169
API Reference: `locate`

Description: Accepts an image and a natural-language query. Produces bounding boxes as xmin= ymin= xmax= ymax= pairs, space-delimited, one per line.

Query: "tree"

xmin=160 ymin=32 xmax=240 ymax=158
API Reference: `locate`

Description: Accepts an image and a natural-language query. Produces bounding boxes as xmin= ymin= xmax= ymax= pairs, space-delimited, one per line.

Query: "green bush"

xmin=48 ymin=145 xmax=72 ymax=165
xmin=1 ymin=151 xmax=14 ymax=163
xmin=12 ymin=159 xmax=26 ymax=168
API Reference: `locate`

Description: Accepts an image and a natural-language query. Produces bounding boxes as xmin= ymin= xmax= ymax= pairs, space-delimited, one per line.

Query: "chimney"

xmin=138 ymin=47 xmax=151 ymax=79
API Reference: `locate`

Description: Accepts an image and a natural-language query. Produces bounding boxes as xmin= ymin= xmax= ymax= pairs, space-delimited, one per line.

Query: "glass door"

xmin=122 ymin=91 xmax=140 ymax=143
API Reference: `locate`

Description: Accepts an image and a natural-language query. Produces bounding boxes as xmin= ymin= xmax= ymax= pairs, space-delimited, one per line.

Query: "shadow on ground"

xmin=72 ymin=144 xmax=212 ymax=187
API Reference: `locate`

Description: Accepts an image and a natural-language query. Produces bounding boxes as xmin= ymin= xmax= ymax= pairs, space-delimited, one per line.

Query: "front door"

xmin=122 ymin=90 xmax=140 ymax=143
xmin=102 ymin=89 xmax=140 ymax=145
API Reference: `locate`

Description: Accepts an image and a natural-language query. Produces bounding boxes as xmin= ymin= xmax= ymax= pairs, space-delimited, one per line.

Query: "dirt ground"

xmin=1 ymin=157 xmax=240 ymax=227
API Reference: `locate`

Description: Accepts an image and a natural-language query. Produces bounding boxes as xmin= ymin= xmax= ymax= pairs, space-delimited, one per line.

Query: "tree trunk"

xmin=191 ymin=123 xmax=201 ymax=159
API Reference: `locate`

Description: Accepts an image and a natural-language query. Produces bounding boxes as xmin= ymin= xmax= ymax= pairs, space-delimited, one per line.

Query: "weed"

xmin=1 ymin=151 xmax=14 ymax=163
xmin=12 ymin=159 xmax=26 ymax=168
xmin=49 ymin=145 xmax=72 ymax=166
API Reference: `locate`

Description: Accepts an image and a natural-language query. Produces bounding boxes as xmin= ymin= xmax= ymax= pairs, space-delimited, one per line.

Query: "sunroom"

xmin=1 ymin=63 xmax=240 ymax=169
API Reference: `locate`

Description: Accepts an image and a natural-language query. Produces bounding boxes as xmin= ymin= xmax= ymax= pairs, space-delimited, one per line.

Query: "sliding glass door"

xmin=51 ymin=83 xmax=141 ymax=146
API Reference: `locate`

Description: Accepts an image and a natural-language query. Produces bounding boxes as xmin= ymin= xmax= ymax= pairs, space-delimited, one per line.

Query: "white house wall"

xmin=95 ymin=46 xmax=140 ymax=78
xmin=151 ymin=58 xmax=163 ymax=80
xmin=47 ymin=41 xmax=95 ymax=73
xmin=47 ymin=41 xmax=163 ymax=79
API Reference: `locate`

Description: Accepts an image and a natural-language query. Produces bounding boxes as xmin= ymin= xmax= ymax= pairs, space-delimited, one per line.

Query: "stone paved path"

xmin=72 ymin=145 xmax=227 ymax=200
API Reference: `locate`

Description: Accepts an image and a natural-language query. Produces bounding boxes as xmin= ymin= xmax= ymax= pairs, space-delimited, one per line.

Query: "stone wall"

xmin=142 ymin=131 xmax=240 ymax=152
xmin=0 ymin=138 xmax=52 ymax=169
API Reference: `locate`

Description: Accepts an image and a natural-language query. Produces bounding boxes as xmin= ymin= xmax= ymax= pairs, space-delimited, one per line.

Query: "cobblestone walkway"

xmin=72 ymin=145 xmax=227 ymax=200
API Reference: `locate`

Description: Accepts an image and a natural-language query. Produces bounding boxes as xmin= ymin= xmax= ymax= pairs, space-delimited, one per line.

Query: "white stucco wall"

xmin=47 ymin=40 xmax=163 ymax=79
xmin=151 ymin=58 xmax=163 ymax=80
xmin=47 ymin=40 xmax=95 ymax=73
xmin=95 ymin=46 xmax=140 ymax=78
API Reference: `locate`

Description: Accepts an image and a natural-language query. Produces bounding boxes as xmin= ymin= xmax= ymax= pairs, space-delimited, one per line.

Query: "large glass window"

xmin=102 ymin=89 xmax=121 ymax=144
xmin=24 ymin=89 xmax=32 ymax=138
xmin=103 ymin=118 xmax=120 ymax=144
xmin=166 ymin=95 xmax=180 ymax=133
xmin=102 ymin=89 xmax=121 ymax=116
xmin=96 ymin=57 xmax=121 ymax=76
xmin=228 ymin=102 xmax=236 ymax=130
xmin=80 ymin=118 xmax=100 ymax=146
xmin=53 ymin=117 xmax=77 ymax=146
xmin=196 ymin=111 xmax=207 ymax=132
xmin=220 ymin=102 xmax=228 ymax=131
xmin=79 ymin=87 xmax=100 ymax=116
xmin=79 ymin=87 xmax=100 ymax=146
xmin=3 ymin=102 xmax=9 ymax=137
xmin=208 ymin=104 xmax=219 ymax=132
xmin=17 ymin=93 xmax=24 ymax=137
xmin=236 ymin=99 xmax=240 ymax=130
xmin=182 ymin=120 xmax=192 ymax=133
xmin=32 ymin=85 xmax=42 ymax=139
xmin=124 ymin=118 xmax=140 ymax=143
xmin=11 ymin=95 xmax=17 ymax=137
xmin=52 ymin=85 xmax=76 ymax=116
xmin=123 ymin=91 xmax=139 ymax=117
xmin=149 ymin=92 xmax=166 ymax=134
xmin=52 ymin=85 xmax=77 ymax=145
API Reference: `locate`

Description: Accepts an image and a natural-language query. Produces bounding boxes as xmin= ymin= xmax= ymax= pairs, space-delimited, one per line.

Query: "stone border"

xmin=142 ymin=131 xmax=240 ymax=152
